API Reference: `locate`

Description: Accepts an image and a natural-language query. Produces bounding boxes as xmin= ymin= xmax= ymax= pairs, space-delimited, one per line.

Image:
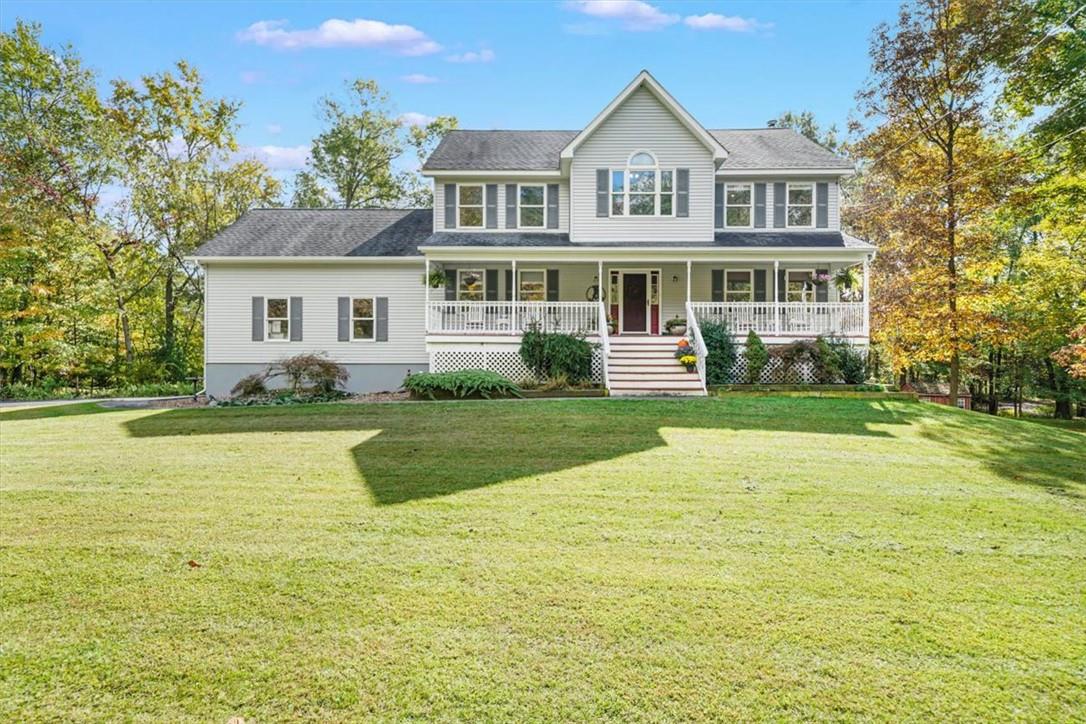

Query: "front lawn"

xmin=1 ymin=398 xmax=1083 ymax=720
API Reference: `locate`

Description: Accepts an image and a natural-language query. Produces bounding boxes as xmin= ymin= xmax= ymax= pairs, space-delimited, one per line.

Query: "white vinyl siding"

xmin=570 ymin=86 xmax=714 ymax=242
xmin=434 ymin=179 xmax=569 ymax=232
xmin=204 ymin=262 xmax=427 ymax=364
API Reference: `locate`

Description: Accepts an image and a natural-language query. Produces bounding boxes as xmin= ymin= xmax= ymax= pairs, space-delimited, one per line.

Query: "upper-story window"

xmin=786 ymin=183 xmax=814 ymax=227
xmin=724 ymin=183 xmax=752 ymax=227
xmin=610 ymin=151 xmax=673 ymax=217
xmin=458 ymin=184 xmax=484 ymax=228
xmin=519 ymin=185 xmax=545 ymax=228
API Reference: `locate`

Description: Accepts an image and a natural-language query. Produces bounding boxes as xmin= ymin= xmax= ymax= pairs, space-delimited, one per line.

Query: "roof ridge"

xmin=249 ymin=206 xmax=431 ymax=212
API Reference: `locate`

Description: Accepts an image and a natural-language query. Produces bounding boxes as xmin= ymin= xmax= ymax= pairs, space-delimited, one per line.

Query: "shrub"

xmin=743 ymin=330 xmax=769 ymax=384
xmin=519 ymin=326 xmax=594 ymax=382
xmin=773 ymin=340 xmax=820 ymax=380
xmin=231 ymin=373 xmax=268 ymax=398
xmin=700 ymin=320 xmax=738 ymax=385
xmin=403 ymin=370 xmax=521 ymax=400
xmin=814 ymin=337 xmax=842 ymax=384
xmin=823 ymin=337 xmax=868 ymax=384
xmin=269 ymin=353 xmax=349 ymax=393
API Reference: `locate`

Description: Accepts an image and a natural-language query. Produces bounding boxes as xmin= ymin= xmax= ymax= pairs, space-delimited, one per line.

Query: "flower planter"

xmin=668 ymin=325 xmax=687 ymax=336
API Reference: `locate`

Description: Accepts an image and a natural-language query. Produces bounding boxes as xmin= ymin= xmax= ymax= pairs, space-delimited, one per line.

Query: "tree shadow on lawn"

xmin=119 ymin=397 xmax=1084 ymax=505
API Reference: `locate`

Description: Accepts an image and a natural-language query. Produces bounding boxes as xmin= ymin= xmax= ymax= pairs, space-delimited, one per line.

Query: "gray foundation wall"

xmin=205 ymin=362 xmax=427 ymax=399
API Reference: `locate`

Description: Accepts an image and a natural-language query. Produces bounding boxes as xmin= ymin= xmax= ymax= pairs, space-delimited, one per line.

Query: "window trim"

xmin=785 ymin=182 xmax=815 ymax=229
xmin=785 ymin=268 xmax=816 ymax=303
xmin=516 ymin=184 xmax=546 ymax=229
xmin=264 ymin=296 xmax=291 ymax=343
xmin=608 ymin=151 xmax=675 ymax=218
xmin=723 ymin=182 xmax=753 ymax=229
xmin=724 ymin=268 xmax=755 ymax=302
xmin=456 ymin=268 xmax=486 ymax=301
xmin=456 ymin=183 xmax=485 ymax=229
xmin=517 ymin=268 xmax=547 ymax=301
xmin=349 ymin=296 xmax=376 ymax=342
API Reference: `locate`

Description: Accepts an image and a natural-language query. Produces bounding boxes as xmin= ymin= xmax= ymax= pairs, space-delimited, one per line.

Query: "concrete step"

xmin=610 ymin=388 xmax=706 ymax=397
xmin=609 ymin=349 xmax=679 ymax=357
xmin=608 ymin=378 xmax=704 ymax=390
xmin=609 ymin=373 xmax=699 ymax=383
xmin=608 ymin=364 xmax=688 ymax=374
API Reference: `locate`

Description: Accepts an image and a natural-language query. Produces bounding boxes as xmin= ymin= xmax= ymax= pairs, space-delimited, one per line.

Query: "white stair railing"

xmin=598 ymin=299 xmax=611 ymax=391
xmin=685 ymin=301 xmax=708 ymax=393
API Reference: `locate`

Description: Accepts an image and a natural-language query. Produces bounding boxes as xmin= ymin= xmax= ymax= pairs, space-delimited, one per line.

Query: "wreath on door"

xmin=586 ymin=284 xmax=602 ymax=302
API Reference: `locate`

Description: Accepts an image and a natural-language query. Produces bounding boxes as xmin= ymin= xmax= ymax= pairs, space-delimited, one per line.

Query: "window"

xmin=786 ymin=183 xmax=814 ymax=227
xmin=458 ymin=184 xmax=484 ymax=228
xmin=609 ymin=152 xmax=673 ymax=217
xmin=724 ymin=183 xmax=752 ymax=227
xmin=351 ymin=297 xmax=374 ymax=341
xmin=266 ymin=297 xmax=289 ymax=341
xmin=518 ymin=269 xmax=546 ymax=301
xmin=457 ymin=269 xmax=485 ymax=301
xmin=725 ymin=270 xmax=754 ymax=302
xmin=786 ymin=270 xmax=815 ymax=302
xmin=518 ymin=185 xmax=545 ymax=228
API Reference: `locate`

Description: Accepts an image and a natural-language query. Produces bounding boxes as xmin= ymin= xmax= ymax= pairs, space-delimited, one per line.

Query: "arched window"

xmin=609 ymin=151 xmax=674 ymax=217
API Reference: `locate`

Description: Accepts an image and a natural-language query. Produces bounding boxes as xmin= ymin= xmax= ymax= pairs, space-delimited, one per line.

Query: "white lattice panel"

xmin=431 ymin=347 xmax=603 ymax=384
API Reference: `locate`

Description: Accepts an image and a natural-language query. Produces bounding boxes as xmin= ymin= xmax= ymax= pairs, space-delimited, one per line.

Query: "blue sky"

xmin=4 ymin=0 xmax=899 ymax=177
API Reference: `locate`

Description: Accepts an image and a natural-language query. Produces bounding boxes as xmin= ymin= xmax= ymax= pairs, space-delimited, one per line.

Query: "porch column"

xmin=424 ymin=257 xmax=430 ymax=333
xmin=774 ymin=259 xmax=781 ymax=336
xmin=598 ymin=259 xmax=604 ymax=336
xmin=511 ymin=258 xmax=518 ymax=332
xmin=686 ymin=260 xmax=692 ymax=305
xmin=862 ymin=255 xmax=870 ymax=337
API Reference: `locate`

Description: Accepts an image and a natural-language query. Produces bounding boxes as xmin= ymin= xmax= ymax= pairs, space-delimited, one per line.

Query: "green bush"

xmin=814 ymin=337 xmax=842 ymax=384
xmin=699 ymin=320 xmax=738 ymax=384
xmin=823 ymin=337 xmax=868 ymax=384
xmin=743 ymin=331 xmax=769 ymax=384
xmin=403 ymin=370 xmax=521 ymax=400
xmin=1 ymin=380 xmax=196 ymax=401
xmin=520 ymin=326 xmax=594 ymax=382
xmin=270 ymin=354 xmax=349 ymax=393
xmin=231 ymin=373 xmax=269 ymax=398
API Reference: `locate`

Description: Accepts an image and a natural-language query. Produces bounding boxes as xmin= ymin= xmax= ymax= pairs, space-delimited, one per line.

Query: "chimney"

xmin=766 ymin=120 xmax=778 ymax=128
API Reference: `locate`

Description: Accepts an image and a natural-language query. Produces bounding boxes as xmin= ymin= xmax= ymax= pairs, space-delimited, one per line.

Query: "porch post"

xmin=686 ymin=260 xmax=692 ymax=305
xmin=862 ymin=255 xmax=870 ymax=337
xmin=512 ymin=258 xmax=518 ymax=332
xmin=774 ymin=259 xmax=781 ymax=336
xmin=598 ymin=259 xmax=604 ymax=335
xmin=424 ymin=257 xmax=430 ymax=333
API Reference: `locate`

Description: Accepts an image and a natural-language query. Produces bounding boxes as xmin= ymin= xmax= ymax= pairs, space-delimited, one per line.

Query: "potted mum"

xmin=674 ymin=338 xmax=698 ymax=372
xmin=606 ymin=315 xmax=618 ymax=335
xmin=664 ymin=316 xmax=688 ymax=336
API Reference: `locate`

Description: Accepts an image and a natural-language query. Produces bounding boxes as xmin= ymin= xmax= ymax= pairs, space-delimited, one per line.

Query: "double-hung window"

xmin=351 ymin=297 xmax=375 ymax=341
xmin=458 ymin=184 xmax=484 ymax=228
xmin=266 ymin=297 xmax=290 ymax=341
xmin=786 ymin=183 xmax=814 ymax=227
xmin=457 ymin=269 xmax=485 ymax=301
xmin=725 ymin=270 xmax=754 ymax=302
xmin=724 ymin=183 xmax=752 ymax=227
xmin=518 ymin=269 xmax=546 ymax=301
xmin=610 ymin=152 xmax=673 ymax=217
xmin=786 ymin=270 xmax=815 ymax=302
xmin=518 ymin=185 xmax=545 ymax=228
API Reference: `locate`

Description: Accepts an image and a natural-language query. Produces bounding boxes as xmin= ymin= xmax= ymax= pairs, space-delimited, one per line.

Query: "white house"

xmin=193 ymin=71 xmax=874 ymax=397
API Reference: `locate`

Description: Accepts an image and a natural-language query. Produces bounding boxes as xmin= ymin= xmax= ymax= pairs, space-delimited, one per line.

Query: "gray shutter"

xmin=754 ymin=183 xmax=766 ymax=228
xmin=714 ymin=183 xmax=724 ymax=228
xmin=711 ymin=270 xmax=724 ymax=302
xmin=505 ymin=184 xmax=517 ymax=229
xmin=676 ymin=169 xmax=689 ymax=217
xmin=754 ymin=270 xmax=767 ymax=302
xmin=596 ymin=169 xmax=608 ymax=217
xmin=251 ymin=297 xmax=264 ymax=342
xmin=504 ymin=269 xmax=513 ymax=301
xmin=816 ymin=182 xmax=829 ymax=228
xmin=816 ymin=268 xmax=829 ymax=302
xmin=337 ymin=297 xmax=350 ymax=341
xmin=485 ymin=184 xmax=497 ymax=229
xmin=444 ymin=183 xmax=456 ymax=228
xmin=444 ymin=268 xmax=457 ymax=301
xmin=289 ymin=297 xmax=302 ymax=341
xmin=773 ymin=182 xmax=786 ymax=228
xmin=485 ymin=269 xmax=498 ymax=301
xmin=546 ymin=269 xmax=559 ymax=302
xmin=375 ymin=297 xmax=389 ymax=342
xmin=546 ymin=183 xmax=559 ymax=229
xmin=777 ymin=269 xmax=787 ymax=301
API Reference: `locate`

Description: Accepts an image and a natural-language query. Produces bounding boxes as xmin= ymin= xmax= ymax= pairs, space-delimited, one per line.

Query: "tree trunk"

xmin=163 ymin=267 xmax=176 ymax=363
xmin=1045 ymin=359 xmax=1072 ymax=420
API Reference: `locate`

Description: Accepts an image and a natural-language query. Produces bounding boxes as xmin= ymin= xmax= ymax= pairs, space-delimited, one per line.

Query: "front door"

xmin=622 ymin=273 xmax=648 ymax=333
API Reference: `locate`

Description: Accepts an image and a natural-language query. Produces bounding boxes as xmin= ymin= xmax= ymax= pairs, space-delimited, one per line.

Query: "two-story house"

xmin=194 ymin=71 xmax=874 ymax=397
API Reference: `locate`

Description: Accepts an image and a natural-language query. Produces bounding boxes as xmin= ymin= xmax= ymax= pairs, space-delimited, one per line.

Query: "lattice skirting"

xmin=721 ymin=344 xmax=868 ymax=384
xmin=431 ymin=348 xmax=603 ymax=384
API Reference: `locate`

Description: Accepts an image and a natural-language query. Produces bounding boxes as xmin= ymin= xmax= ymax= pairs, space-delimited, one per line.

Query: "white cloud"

xmin=445 ymin=48 xmax=495 ymax=63
xmin=239 ymin=144 xmax=310 ymax=171
xmin=236 ymin=18 xmax=441 ymax=55
xmin=239 ymin=70 xmax=264 ymax=84
xmin=400 ymin=112 xmax=435 ymax=127
xmin=564 ymin=0 xmax=678 ymax=31
xmin=683 ymin=13 xmax=770 ymax=32
xmin=401 ymin=73 xmax=439 ymax=84
xmin=265 ymin=123 xmax=283 ymax=135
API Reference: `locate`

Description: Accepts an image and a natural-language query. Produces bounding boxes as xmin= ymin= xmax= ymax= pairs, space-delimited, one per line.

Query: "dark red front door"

xmin=623 ymin=273 xmax=647 ymax=332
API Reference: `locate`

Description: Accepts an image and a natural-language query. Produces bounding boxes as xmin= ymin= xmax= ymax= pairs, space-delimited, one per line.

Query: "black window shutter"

xmin=773 ymin=182 xmax=786 ymax=228
xmin=444 ymin=268 xmax=457 ymax=301
xmin=485 ymin=269 xmax=499 ymax=301
xmin=251 ymin=296 xmax=264 ymax=341
xmin=546 ymin=269 xmax=559 ymax=301
xmin=485 ymin=184 xmax=497 ymax=229
xmin=816 ymin=182 xmax=829 ymax=228
xmin=546 ymin=183 xmax=559 ymax=229
xmin=596 ymin=169 xmax=608 ymax=217
xmin=754 ymin=270 xmax=767 ymax=302
xmin=714 ymin=182 xmax=724 ymax=228
xmin=711 ymin=270 xmax=724 ymax=302
xmin=337 ymin=297 xmax=350 ymax=341
xmin=816 ymin=268 xmax=829 ymax=302
xmin=504 ymin=269 xmax=513 ymax=301
xmin=505 ymin=184 xmax=517 ymax=229
xmin=754 ymin=183 xmax=766 ymax=228
xmin=289 ymin=297 xmax=302 ymax=341
xmin=676 ymin=169 xmax=689 ymax=217
xmin=375 ymin=297 xmax=389 ymax=342
xmin=444 ymin=184 xmax=456 ymax=228
xmin=777 ymin=269 xmax=787 ymax=301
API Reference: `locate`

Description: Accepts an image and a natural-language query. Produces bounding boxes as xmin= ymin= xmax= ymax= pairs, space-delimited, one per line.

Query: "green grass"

xmin=1 ymin=398 xmax=1084 ymax=721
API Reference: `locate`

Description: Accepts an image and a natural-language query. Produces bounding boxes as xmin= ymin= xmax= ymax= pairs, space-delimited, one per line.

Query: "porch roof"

xmin=420 ymin=230 xmax=874 ymax=251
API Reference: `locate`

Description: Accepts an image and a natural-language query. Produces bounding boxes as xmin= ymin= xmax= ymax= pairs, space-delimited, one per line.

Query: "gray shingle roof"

xmin=422 ymin=230 xmax=872 ymax=250
xmin=423 ymin=128 xmax=850 ymax=171
xmin=193 ymin=208 xmax=431 ymax=257
xmin=422 ymin=232 xmax=573 ymax=247
xmin=713 ymin=231 xmax=874 ymax=249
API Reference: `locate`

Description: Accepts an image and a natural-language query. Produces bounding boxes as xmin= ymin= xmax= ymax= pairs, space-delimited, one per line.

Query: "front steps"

xmin=607 ymin=336 xmax=706 ymax=396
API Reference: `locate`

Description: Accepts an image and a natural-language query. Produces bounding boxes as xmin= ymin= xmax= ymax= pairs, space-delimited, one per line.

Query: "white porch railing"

xmin=684 ymin=301 xmax=708 ymax=392
xmin=690 ymin=301 xmax=866 ymax=337
xmin=597 ymin=300 xmax=611 ymax=390
xmin=427 ymin=301 xmax=599 ymax=335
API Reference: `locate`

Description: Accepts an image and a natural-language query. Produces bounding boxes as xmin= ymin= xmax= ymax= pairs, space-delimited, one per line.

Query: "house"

xmin=193 ymin=71 xmax=874 ymax=397
xmin=902 ymin=382 xmax=973 ymax=410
